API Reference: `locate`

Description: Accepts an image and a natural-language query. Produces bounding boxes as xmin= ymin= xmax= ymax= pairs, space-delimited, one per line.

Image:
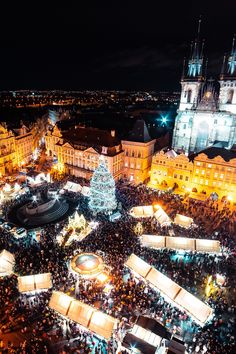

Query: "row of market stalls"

xmin=129 ymin=204 xmax=194 ymax=229
xmin=61 ymin=181 xmax=90 ymax=197
xmin=49 ymin=291 xmax=117 ymax=340
xmin=118 ymin=315 xmax=186 ymax=354
xmin=125 ymin=254 xmax=213 ymax=327
xmin=140 ymin=234 xmax=221 ymax=253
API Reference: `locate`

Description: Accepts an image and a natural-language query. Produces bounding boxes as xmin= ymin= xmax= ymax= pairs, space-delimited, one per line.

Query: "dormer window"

xmin=102 ymin=146 xmax=108 ymax=154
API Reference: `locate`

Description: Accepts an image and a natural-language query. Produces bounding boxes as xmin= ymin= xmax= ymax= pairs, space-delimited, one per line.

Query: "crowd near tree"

xmin=0 ymin=177 xmax=235 ymax=353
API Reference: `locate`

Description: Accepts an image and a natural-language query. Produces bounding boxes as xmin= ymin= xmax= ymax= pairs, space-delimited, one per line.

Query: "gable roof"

xmin=126 ymin=119 xmax=152 ymax=143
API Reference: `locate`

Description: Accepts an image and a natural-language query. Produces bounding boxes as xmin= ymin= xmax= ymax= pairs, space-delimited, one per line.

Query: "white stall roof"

xmin=125 ymin=254 xmax=213 ymax=326
xmin=125 ymin=253 xmax=152 ymax=279
xmin=63 ymin=181 xmax=82 ymax=193
xmin=146 ymin=268 xmax=181 ymax=301
xmin=196 ymin=239 xmax=220 ymax=253
xmin=49 ymin=291 xmax=117 ymax=340
xmin=18 ymin=273 xmax=52 ymax=293
xmin=174 ymin=214 xmax=193 ymax=228
xmin=166 ymin=236 xmax=195 ymax=251
xmin=175 ymin=288 xmax=213 ymax=325
xmin=0 ymin=250 xmax=15 ymax=276
xmin=141 ymin=235 xmax=166 ymax=249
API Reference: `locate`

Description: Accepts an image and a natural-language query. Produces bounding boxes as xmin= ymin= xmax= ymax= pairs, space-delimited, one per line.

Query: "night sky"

xmin=0 ymin=1 xmax=235 ymax=91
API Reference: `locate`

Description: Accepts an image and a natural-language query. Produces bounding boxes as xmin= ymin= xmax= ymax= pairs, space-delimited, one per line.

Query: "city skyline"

xmin=0 ymin=1 xmax=236 ymax=90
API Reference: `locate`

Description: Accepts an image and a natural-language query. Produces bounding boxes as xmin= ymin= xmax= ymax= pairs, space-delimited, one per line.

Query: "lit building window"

xmin=125 ymin=162 xmax=128 ymax=167
xmin=200 ymin=179 xmax=203 ymax=184
xmin=174 ymin=174 xmax=177 ymax=178
xmin=208 ymin=164 xmax=212 ymax=168
xmin=214 ymin=173 xmax=218 ymax=178
xmin=201 ymin=170 xmax=205 ymax=175
xmin=130 ymin=163 xmax=134 ymax=168
xmin=196 ymin=169 xmax=199 ymax=174
xmin=180 ymin=175 xmax=183 ymax=180
xmin=205 ymin=180 xmax=208 ymax=185
xmin=196 ymin=162 xmax=200 ymax=166
xmin=220 ymin=174 xmax=224 ymax=179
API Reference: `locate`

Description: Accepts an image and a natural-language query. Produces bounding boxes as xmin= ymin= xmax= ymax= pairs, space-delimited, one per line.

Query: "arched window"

xmin=187 ymin=89 xmax=192 ymax=103
xmin=226 ymin=89 xmax=234 ymax=104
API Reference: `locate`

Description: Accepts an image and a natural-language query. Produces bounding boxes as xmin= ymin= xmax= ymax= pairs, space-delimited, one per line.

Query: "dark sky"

xmin=0 ymin=1 xmax=235 ymax=91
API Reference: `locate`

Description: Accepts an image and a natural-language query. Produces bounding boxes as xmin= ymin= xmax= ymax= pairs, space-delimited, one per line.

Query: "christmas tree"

xmin=89 ymin=158 xmax=117 ymax=215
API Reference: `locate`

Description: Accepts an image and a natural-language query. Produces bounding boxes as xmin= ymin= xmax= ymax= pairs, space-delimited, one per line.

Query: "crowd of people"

xmin=0 ymin=177 xmax=235 ymax=353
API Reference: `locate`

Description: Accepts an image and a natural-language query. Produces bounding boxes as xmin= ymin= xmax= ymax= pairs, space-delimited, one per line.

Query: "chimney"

xmin=111 ymin=130 xmax=115 ymax=137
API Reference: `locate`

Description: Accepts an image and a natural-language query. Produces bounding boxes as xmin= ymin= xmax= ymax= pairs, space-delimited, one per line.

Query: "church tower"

xmin=219 ymin=36 xmax=236 ymax=114
xmin=179 ymin=18 xmax=205 ymax=111
xmin=172 ymin=19 xmax=206 ymax=152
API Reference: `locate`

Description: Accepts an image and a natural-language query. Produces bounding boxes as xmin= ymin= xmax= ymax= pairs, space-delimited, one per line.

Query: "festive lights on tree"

xmin=89 ymin=158 xmax=117 ymax=215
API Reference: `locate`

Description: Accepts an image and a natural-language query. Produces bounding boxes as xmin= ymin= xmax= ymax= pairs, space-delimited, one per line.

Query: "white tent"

xmin=140 ymin=235 xmax=221 ymax=254
xmin=174 ymin=214 xmax=193 ymax=228
xmin=146 ymin=268 xmax=181 ymax=301
xmin=18 ymin=273 xmax=52 ymax=293
xmin=130 ymin=205 xmax=171 ymax=226
xmin=125 ymin=254 xmax=213 ymax=326
xmin=125 ymin=253 xmax=151 ymax=279
xmin=196 ymin=239 xmax=221 ymax=253
xmin=153 ymin=205 xmax=171 ymax=226
xmin=49 ymin=291 xmax=117 ymax=340
xmin=141 ymin=235 xmax=166 ymax=249
xmin=63 ymin=181 xmax=82 ymax=193
xmin=175 ymin=288 xmax=213 ymax=326
xmin=81 ymin=186 xmax=90 ymax=197
xmin=0 ymin=250 xmax=15 ymax=276
xmin=166 ymin=236 xmax=195 ymax=251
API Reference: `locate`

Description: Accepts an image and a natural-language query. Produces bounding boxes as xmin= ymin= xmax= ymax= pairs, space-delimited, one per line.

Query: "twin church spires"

xmin=182 ymin=18 xmax=236 ymax=81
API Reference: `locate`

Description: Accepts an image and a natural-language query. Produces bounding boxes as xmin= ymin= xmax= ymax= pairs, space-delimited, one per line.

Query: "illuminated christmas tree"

xmin=89 ymin=158 xmax=117 ymax=215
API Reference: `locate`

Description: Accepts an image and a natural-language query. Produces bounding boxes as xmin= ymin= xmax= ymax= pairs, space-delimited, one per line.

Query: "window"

xmin=174 ymin=174 xmax=177 ymax=178
xmin=205 ymin=180 xmax=208 ymax=185
xmin=125 ymin=162 xmax=128 ymax=167
xmin=208 ymin=164 xmax=212 ymax=168
xmin=196 ymin=162 xmax=200 ymax=166
xmin=187 ymin=89 xmax=192 ymax=103
xmin=220 ymin=174 xmax=224 ymax=179
xmin=214 ymin=173 xmax=218 ymax=178
xmin=130 ymin=163 xmax=134 ymax=168
xmin=200 ymin=179 xmax=203 ymax=184
xmin=196 ymin=169 xmax=199 ymax=174
xmin=226 ymin=89 xmax=234 ymax=104
xmin=180 ymin=175 xmax=183 ymax=180
xmin=183 ymin=124 xmax=186 ymax=129
xmin=132 ymin=151 xmax=135 ymax=157
xmin=201 ymin=170 xmax=205 ymax=175
xmin=185 ymin=176 xmax=189 ymax=181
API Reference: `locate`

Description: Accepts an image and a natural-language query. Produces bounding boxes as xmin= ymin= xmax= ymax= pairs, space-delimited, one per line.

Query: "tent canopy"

xmin=130 ymin=205 xmax=171 ymax=226
xmin=0 ymin=250 xmax=15 ymax=276
xmin=140 ymin=235 xmax=221 ymax=254
xmin=49 ymin=291 xmax=117 ymax=340
xmin=174 ymin=214 xmax=193 ymax=228
xmin=63 ymin=181 xmax=82 ymax=193
xmin=125 ymin=254 xmax=213 ymax=326
xmin=18 ymin=273 xmax=52 ymax=293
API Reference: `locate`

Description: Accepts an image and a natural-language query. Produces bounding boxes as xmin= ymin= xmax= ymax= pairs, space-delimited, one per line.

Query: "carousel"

xmin=70 ymin=252 xmax=105 ymax=279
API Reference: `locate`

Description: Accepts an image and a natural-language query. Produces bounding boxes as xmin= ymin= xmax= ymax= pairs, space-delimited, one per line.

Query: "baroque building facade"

xmin=45 ymin=119 xmax=155 ymax=183
xmin=0 ymin=122 xmax=33 ymax=176
xmin=172 ymin=21 xmax=236 ymax=154
xmin=149 ymin=146 xmax=236 ymax=201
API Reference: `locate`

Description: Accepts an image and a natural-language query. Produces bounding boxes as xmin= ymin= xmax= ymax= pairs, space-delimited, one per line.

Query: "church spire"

xmin=184 ymin=17 xmax=205 ymax=81
xmin=221 ymin=35 xmax=236 ymax=79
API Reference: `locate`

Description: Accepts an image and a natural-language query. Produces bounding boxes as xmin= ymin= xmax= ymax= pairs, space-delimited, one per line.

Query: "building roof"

xmin=62 ymin=126 xmax=120 ymax=148
xmin=126 ymin=119 xmax=152 ymax=143
xmin=136 ymin=316 xmax=171 ymax=339
xmin=193 ymin=146 xmax=236 ymax=162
